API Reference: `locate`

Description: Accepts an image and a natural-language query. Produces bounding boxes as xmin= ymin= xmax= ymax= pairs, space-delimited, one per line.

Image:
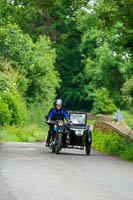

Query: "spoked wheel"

xmin=55 ymin=133 xmax=62 ymax=154
xmin=85 ymin=145 xmax=91 ymax=155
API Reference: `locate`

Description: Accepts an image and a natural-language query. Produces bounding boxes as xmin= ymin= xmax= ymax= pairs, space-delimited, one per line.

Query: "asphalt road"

xmin=0 ymin=142 xmax=133 ymax=200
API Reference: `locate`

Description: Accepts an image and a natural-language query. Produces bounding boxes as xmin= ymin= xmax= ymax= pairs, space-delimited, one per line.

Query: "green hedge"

xmin=92 ymin=130 xmax=133 ymax=162
xmin=0 ymin=99 xmax=12 ymax=125
xmin=0 ymin=90 xmax=29 ymax=126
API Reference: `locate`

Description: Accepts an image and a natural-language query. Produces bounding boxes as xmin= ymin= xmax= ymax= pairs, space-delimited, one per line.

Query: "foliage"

xmin=0 ymin=99 xmax=12 ymax=125
xmin=0 ymin=90 xmax=29 ymax=126
xmin=87 ymin=120 xmax=96 ymax=125
xmin=27 ymin=0 xmax=89 ymax=9
xmin=29 ymin=103 xmax=51 ymax=127
xmin=0 ymin=24 xmax=60 ymax=110
xmin=0 ymin=0 xmax=45 ymax=41
xmin=95 ymin=0 xmax=133 ymax=51
xmin=122 ymin=111 xmax=133 ymax=130
xmin=75 ymin=13 xmax=132 ymax=108
xmin=0 ymin=0 xmax=133 ymax=121
xmin=92 ymin=88 xmax=117 ymax=114
xmin=1 ymin=0 xmax=133 ymax=112
xmin=0 ymin=59 xmax=29 ymax=96
xmin=0 ymin=60 xmax=29 ymax=126
xmin=51 ymin=1 xmax=133 ymax=111
xmin=1 ymin=0 xmax=86 ymax=110
xmin=121 ymin=78 xmax=133 ymax=114
xmin=0 ymin=124 xmax=48 ymax=142
xmin=45 ymin=1 xmax=85 ymax=110
xmin=92 ymin=130 xmax=133 ymax=161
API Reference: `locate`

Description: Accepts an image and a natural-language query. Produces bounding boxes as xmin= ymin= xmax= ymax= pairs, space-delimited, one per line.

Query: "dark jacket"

xmin=47 ymin=108 xmax=69 ymax=121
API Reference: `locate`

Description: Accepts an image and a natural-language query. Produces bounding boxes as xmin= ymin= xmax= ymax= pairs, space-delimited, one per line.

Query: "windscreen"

xmin=70 ymin=113 xmax=86 ymax=125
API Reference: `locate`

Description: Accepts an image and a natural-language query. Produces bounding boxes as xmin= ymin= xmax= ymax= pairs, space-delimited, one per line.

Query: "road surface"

xmin=0 ymin=142 xmax=133 ymax=200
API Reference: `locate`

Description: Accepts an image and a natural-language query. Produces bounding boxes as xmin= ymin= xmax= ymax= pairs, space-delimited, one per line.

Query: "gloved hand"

xmin=68 ymin=120 xmax=73 ymax=125
xmin=47 ymin=120 xmax=51 ymax=124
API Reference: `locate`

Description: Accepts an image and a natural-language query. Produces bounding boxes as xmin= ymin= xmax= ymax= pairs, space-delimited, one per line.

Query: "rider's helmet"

xmin=56 ymin=99 xmax=63 ymax=106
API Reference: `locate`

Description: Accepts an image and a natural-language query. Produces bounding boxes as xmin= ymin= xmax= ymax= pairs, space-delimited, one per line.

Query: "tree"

xmin=1 ymin=0 xmax=133 ymax=113
xmin=92 ymin=87 xmax=116 ymax=114
xmin=0 ymin=24 xmax=60 ymax=113
xmin=36 ymin=1 xmax=85 ymax=110
xmin=95 ymin=0 xmax=133 ymax=51
xmin=27 ymin=0 xmax=90 ymax=9
xmin=73 ymin=9 xmax=132 ymax=109
xmin=0 ymin=60 xmax=29 ymax=126
xmin=0 ymin=0 xmax=45 ymax=41
xmin=121 ymin=77 xmax=133 ymax=114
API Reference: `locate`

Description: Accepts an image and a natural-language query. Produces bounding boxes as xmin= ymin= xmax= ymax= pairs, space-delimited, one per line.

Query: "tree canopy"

xmin=0 ymin=0 xmax=133 ymax=117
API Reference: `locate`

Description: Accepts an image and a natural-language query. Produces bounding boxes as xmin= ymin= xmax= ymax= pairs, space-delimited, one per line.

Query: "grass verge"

xmin=122 ymin=111 xmax=133 ymax=130
xmin=92 ymin=130 xmax=133 ymax=162
xmin=87 ymin=120 xmax=96 ymax=125
xmin=0 ymin=124 xmax=48 ymax=142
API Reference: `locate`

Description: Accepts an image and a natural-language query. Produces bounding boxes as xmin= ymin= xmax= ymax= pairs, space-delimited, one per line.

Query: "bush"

xmin=121 ymin=78 xmax=133 ymax=114
xmin=0 ymin=73 xmax=11 ymax=92
xmin=0 ymin=90 xmax=29 ymax=126
xmin=29 ymin=102 xmax=53 ymax=127
xmin=0 ymin=99 xmax=12 ymax=125
xmin=92 ymin=87 xmax=117 ymax=114
xmin=122 ymin=111 xmax=133 ymax=130
xmin=0 ymin=24 xmax=60 ymax=109
xmin=92 ymin=130 xmax=133 ymax=162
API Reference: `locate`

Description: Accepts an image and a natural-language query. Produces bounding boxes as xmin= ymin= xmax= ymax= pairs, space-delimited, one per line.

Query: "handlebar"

xmin=46 ymin=120 xmax=73 ymax=126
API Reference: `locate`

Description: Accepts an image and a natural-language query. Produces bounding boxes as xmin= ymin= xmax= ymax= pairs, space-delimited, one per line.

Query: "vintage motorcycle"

xmin=47 ymin=112 xmax=92 ymax=155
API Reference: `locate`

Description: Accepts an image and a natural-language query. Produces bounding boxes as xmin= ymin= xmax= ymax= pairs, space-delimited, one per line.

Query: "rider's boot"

xmin=46 ymin=130 xmax=51 ymax=147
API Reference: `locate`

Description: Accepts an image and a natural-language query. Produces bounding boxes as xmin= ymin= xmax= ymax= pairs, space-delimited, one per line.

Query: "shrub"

xmin=0 ymin=24 xmax=60 ymax=109
xmin=122 ymin=111 xmax=133 ymax=130
xmin=92 ymin=88 xmax=117 ymax=114
xmin=0 ymin=99 xmax=12 ymax=125
xmin=121 ymin=78 xmax=133 ymax=113
xmin=92 ymin=130 xmax=133 ymax=162
xmin=0 ymin=73 xmax=11 ymax=92
xmin=0 ymin=90 xmax=29 ymax=126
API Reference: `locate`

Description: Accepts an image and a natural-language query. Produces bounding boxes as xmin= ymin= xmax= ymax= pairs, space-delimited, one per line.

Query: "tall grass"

xmin=92 ymin=130 xmax=133 ymax=162
xmin=0 ymin=124 xmax=48 ymax=142
xmin=0 ymin=103 xmax=49 ymax=143
xmin=122 ymin=111 xmax=133 ymax=130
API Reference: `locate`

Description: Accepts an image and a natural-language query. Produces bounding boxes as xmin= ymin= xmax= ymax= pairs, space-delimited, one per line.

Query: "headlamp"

xmin=58 ymin=120 xmax=64 ymax=127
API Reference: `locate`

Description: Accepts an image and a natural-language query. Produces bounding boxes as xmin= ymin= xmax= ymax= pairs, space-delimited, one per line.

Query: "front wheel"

xmin=85 ymin=145 xmax=91 ymax=155
xmin=52 ymin=148 xmax=55 ymax=153
xmin=55 ymin=133 xmax=62 ymax=154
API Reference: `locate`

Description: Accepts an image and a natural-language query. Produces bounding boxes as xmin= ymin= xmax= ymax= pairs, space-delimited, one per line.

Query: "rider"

xmin=46 ymin=99 xmax=70 ymax=147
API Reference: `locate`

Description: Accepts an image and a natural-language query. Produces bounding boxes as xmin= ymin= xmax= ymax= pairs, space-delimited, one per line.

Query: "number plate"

xmin=76 ymin=130 xmax=83 ymax=135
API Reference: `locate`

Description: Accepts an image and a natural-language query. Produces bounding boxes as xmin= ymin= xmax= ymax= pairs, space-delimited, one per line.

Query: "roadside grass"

xmin=92 ymin=130 xmax=133 ymax=162
xmin=0 ymin=131 xmax=2 ymax=142
xmin=0 ymin=104 xmax=49 ymax=143
xmin=122 ymin=111 xmax=133 ymax=130
xmin=0 ymin=124 xmax=48 ymax=142
xmin=87 ymin=120 xmax=96 ymax=125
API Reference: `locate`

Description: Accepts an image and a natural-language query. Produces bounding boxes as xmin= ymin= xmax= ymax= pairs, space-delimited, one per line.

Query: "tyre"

xmin=55 ymin=133 xmax=62 ymax=154
xmin=52 ymin=148 xmax=55 ymax=153
xmin=85 ymin=145 xmax=91 ymax=155
xmin=85 ymin=130 xmax=91 ymax=155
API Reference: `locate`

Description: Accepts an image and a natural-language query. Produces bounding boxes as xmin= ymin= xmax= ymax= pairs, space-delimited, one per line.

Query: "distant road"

xmin=0 ymin=142 xmax=133 ymax=200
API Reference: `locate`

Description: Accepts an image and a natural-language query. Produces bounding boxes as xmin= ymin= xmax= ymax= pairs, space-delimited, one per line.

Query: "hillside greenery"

xmin=0 ymin=0 xmax=133 ymax=142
